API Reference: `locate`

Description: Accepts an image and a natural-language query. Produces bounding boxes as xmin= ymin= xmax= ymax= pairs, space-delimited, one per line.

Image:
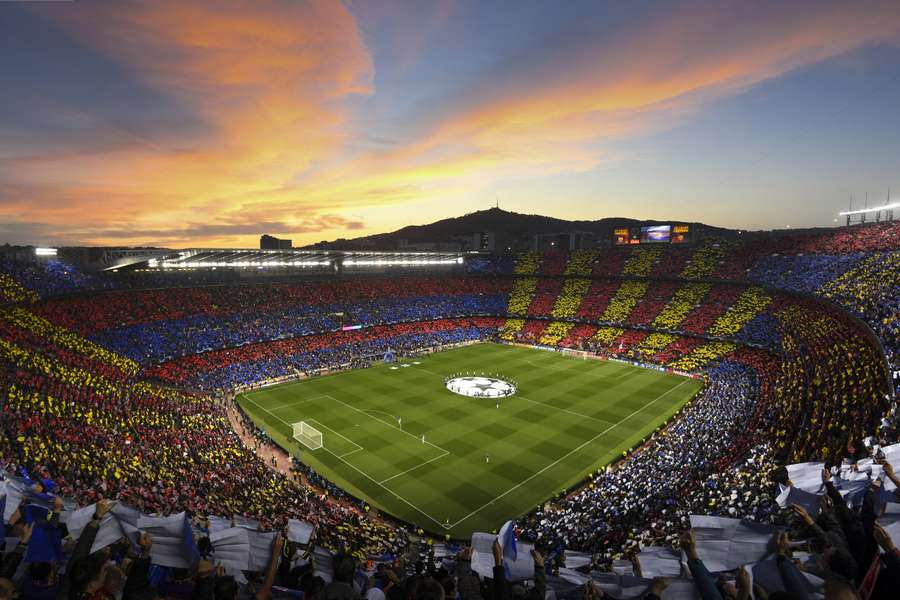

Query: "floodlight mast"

xmin=838 ymin=194 xmax=898 ymax=226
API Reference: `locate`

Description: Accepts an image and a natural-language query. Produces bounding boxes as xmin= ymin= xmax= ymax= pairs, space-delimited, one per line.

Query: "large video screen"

xmin=640 ymin=225 xmax=671 ymax=243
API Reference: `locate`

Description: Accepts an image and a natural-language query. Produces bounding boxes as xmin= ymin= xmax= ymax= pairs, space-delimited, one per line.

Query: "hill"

xmin=302 ymin=207 xmax=734 ymax=250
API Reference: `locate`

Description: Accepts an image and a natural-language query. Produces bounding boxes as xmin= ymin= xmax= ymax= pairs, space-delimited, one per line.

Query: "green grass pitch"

xmin=238 ymin=342 xmax=702 ymax=539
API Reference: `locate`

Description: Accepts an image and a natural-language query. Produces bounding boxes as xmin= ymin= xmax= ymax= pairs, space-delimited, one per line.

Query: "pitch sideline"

xmin=240 ymin=393 xmax=450 ymax=529
xmin=244 ymin=374 xmax=695 ymax=532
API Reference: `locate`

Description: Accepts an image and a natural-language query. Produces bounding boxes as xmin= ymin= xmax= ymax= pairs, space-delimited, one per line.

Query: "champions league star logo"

xmin=445 ymin=374 xmax=517 ymax=399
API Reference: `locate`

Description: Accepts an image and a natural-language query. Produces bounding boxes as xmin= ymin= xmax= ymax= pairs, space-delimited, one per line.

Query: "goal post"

xmin=292 ymin=421 xmax=323 ymax=450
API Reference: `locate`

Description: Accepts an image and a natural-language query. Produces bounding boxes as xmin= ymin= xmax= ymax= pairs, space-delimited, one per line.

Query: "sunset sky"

xmin=2 ymin=0 xmax=900 ymax=247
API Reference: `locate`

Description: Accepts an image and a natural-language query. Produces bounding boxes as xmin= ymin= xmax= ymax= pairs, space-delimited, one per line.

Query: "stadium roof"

xmin=143 ymin=248 xmax=475 ymax=270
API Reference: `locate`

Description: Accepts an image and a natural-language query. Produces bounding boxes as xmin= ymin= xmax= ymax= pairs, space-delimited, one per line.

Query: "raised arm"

xmin=680 ymin=530 xmax=723 ymax=600
xmin=255 ymin=533 xmax=285 ymax=600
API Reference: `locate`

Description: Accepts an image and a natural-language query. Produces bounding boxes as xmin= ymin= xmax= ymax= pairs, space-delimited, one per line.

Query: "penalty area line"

xmin=377 ymin=449 xmax=450 ymax=485
xmin=447 ymin=378 xmax=692 ymax=529
xmin=320 ymin=446 xmax=451 ymax=530
xmin=241 ymin=394 xmax=450 ymax=530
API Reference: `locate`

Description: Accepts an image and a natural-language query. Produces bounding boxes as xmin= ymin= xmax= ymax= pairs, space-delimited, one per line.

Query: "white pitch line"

xmin=321 ymin=394 xmax=450 ymax=455
xmin=240 ymin=395 xmax=360 ymax=452
xmin=241 ymin=394 xmax=450 ymax=529
xmin=265 ymin=395 xmax=331 ymax=411
xmin=320 ymin=446 xmax=449 ymax=529
xmin=306 ymin=418 xmax=363 ymax=453
xmin=338 ymin=447 xmax=365 ymax=458
xmin=378 ymin=450 xmax=450 ymax=485
xmin=447 ymin=378 xmax=692 ymax=528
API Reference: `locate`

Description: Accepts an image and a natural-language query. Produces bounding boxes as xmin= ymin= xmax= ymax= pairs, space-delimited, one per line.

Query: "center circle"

xmin=444 ymin=375 xmax=517 ymax=398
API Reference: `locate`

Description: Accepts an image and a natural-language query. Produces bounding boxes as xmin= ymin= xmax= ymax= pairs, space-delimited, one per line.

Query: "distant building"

xmin=456 ymin=232 xmax=496 ymax=252
xmin=533 ymin=231 xmax=596 ymax=251
xmin=260 ymin=234 xmax=292 ymax=250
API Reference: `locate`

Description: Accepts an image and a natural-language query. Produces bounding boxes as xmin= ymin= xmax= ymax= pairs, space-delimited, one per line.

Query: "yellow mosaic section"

xmin=651 ymin=283 xmax=711 ymax=330
xmin=599 ymin=280 xmax=649 ymax=323
xmin=668 ymin=341 xmax=736 ymax=371
xmin=539 ymin=321 xmax=575 ymax=346
xmin=706 ymin=286 xmax=771 ymax=337
xmin=550 ymin=278 xmax=591 ymax=318
xmin=622 ymin=247 xmax=662 ymax=277
xmin=506 ymin=278 xmax=538 ymax=314
xmin=512 ymin=252 xmax=542 ymax=275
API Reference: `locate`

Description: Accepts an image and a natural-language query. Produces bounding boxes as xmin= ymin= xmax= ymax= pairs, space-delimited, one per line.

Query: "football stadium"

xmin=2 ymin=2 xmax=900 ymax=599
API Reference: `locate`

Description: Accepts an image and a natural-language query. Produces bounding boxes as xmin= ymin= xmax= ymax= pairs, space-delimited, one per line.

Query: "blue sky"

xmin=1 ymin=0 xmax=899 ymax=246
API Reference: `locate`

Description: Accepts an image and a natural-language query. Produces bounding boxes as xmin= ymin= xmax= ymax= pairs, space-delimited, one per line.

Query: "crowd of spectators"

xmin=519 ymin=359 xmax=773 ymax=554
xmin=0 ymin=223 xmax=897 ymax=598
xmin=771 ymin=301 xmax=892 ymax=462
xmin=0 ymin=306 xmax=413 ymax=572
xmin=505 ymin=279 xmax=538 ymax=315
xmin=549 ymin=278 xmax=591 ymax=319
xmin=0 ymin=259 xmax=111 ymax=300
xmin=146 ymin=319 xmax=503 ymax=391
xmin=32 ymin=278 xmax=510 ymax=365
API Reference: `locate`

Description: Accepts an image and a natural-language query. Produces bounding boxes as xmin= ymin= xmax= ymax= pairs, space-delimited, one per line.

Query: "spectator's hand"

xmin=630 ymin=555 xmax=642 ymax=578
xmin=197 ymin=560 xmax=214 ymax=579
xmin=531 ymin=549 xmax=544 ymax=569
xmin=736 ymin=567 xmax=750 ymax=600
xmin=771 ymin=531 xmax=791 ymax=557
xmin=789 ymin=504 xmax=814 ymax=526
xmin=882 ymin=461 xmax=895 ymax=477
xmin=139 ymin=533 xmax=152 ymax=553
xmin=874 ymin=524 xmax=897 ymax=553
xmin=272 ymin=533 xmax=285 ymax=555
xmin=582 ymin=580 xmax=604 ymax=599
xmin=820 ymin=494 xmax=833 ymax=513
xmin=648 ymin=577 xmax=668 ymax=597
xmin=458 ymin=547 xmax=473 ymax=561
xmin=679 ymin=530 xmax=698 ymax=561
xmin=719 ymin=578 xmax=736 ymax=599
xmin=492 ymin=540 xmax=503 ymax=566
xmin=95 ymin=499 xmax=111 ymax=518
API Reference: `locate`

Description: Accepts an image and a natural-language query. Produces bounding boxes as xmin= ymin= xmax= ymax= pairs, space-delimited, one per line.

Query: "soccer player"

xmin=485 ymin=453 xmax=491 ymax=464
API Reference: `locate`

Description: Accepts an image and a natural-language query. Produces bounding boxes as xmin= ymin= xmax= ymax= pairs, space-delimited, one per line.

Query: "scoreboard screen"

xmin=640 ymin=225 xmax=671 ymax=243
xmin=613 ymin=224 xmax=690 ymax=245
xmin=613 ymin=228 xmax=631 ymax=245
xmin=671 ymin=224 xmax=690 ymax=244
xmin=613 ymin=227 xmax=641 ymax=245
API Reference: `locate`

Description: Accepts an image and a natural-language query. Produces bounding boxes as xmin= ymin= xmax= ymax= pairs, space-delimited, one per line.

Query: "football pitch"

xmin=238 ymin=342 xmax=702 ymax=538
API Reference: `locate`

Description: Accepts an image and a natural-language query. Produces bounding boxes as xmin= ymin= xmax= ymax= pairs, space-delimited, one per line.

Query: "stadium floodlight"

xmin=292 ymin=421 xmax=323 ymax=450
xmin=839 ymin=202 xmax=900 ymax=216
xmin=34 ymin=247 xmax=57 ymax=256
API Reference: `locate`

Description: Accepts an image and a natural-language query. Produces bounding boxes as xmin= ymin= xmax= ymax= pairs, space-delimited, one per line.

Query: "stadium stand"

xmin=0 ymin=222 xmax=897 ymax=598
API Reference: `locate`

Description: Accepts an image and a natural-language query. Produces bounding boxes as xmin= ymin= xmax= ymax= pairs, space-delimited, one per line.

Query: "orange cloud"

xmin=243 ymin=1 xmax=900 ymax=239
xmin=4 ymin=1 xmax=900 ymax=246
xmin=4 ymin=0 xmax=373 ymax=246
xmin=373 ymin=1 xmax=900 ymax=180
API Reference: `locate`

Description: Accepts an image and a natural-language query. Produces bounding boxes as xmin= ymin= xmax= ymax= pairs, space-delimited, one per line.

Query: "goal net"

xmin=292 ymin=421 xmax=323 ymax=450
